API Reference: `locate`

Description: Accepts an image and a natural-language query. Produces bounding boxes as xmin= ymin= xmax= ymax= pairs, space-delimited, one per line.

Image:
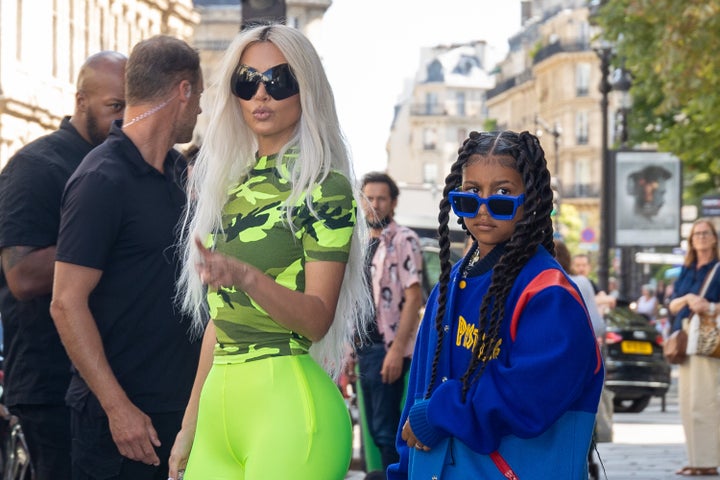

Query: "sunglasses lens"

xmin=231 ymin=66 xmax=259 ymax=100
xmin=487 ymin=198 xmax=515 ymax=217
xmin=234 ymin=81 xmax=258 ymax=100
xmin=265 ymin=64 xmax=299 ymax=100
xmin=451 ymin=194 xmax=480 ymax=216
xmin=231 ymin=64 xmax=299 ymax=101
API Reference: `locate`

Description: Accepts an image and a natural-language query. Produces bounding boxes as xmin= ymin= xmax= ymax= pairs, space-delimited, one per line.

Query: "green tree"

xmin=594 ymin=0 xmax=720 ymax=201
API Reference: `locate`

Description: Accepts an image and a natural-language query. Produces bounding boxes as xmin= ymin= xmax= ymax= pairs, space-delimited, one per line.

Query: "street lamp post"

xmin=610 ymin=66 xmax=634 ymax=298
xmin=595 ymin=45 xmax=612 ymax=293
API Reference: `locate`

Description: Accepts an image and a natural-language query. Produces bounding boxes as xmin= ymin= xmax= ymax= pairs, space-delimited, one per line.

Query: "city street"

xmin=348 ymin=366 xmax=705 ymax=479
xmin=594 ymin=366 xmax=690 ymax=479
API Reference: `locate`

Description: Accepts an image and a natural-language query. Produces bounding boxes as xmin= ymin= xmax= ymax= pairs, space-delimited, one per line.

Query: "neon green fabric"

xmin=209 ymin=152 xmax=356 ymax=362
xmin=184 ymin=355 xmax=352 ymax=479
xmin=184 ymin=153 xmax=357 ymax=478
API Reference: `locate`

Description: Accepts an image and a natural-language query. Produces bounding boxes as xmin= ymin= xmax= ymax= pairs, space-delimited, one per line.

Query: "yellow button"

xmin=459 ymin=280 xmax=467 ymax=289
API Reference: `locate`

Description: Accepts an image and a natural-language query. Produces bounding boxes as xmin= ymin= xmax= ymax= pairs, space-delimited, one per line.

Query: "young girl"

xmin=388 ymin=131 xmax=604 ymax=479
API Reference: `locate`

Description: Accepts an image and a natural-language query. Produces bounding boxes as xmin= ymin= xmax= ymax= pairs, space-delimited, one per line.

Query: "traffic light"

xmin=241 ymin=0 xmax=286 ymax=30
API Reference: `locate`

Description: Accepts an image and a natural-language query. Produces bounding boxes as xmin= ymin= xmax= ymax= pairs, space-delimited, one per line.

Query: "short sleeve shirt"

xmin=56 ymin=122 xmax=201 ymax=413
xmin=210 ymin=152 xmax=356 ymax=361
xmin=370 ymin=220 xmax=423 ymax=356
xmin=0 ymin=117 xmax=87 ymax=406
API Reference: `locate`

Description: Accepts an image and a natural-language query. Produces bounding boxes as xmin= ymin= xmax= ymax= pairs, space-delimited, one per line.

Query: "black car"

xmin=602 ymin=304 xmax=672 ymax=413
xmin=418 ymin=236 xmax=464 ymax=299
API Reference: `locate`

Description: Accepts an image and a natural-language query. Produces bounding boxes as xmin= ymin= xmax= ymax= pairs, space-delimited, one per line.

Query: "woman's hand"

xmin=194 ymin=237 xmax=249 ymax=290
xmin=168 ymin=427 xmax=195 ymax=480
xmin=686 ymin=294 xmax=705 ymax=313
xmin=401 ymin=419 xmax=430 ymax=452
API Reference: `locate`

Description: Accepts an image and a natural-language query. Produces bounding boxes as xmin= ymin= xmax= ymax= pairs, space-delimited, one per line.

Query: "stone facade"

xmin=386 ymin=41 xmax=493 ymax=235
xmin=0 ymin=0 xmax=199 ymax=169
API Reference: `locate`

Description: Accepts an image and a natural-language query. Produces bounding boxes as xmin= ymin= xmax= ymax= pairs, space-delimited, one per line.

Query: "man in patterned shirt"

xmin=355 ymin=172 xmax=423 ymax=480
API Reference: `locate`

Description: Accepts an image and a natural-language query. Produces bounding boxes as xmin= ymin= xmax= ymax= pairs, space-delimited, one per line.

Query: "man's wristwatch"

xmin=710 ymin=302 xmax=717 ymax=315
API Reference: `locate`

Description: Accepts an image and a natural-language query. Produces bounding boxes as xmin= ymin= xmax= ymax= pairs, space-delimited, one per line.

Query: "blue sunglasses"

xmin=449 ymin=191 xmax=525 ymax=220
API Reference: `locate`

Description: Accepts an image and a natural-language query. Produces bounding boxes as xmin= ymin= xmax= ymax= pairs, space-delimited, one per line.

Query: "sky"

xmin=317 ymin=0 xmax=522 ymax=176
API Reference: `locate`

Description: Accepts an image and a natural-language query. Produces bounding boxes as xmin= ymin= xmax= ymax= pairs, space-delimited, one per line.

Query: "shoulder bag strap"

xmin=700 ymin=262 xmax=720 ymax=298
xmin=490 ymin=451 xmax=520 ymax=480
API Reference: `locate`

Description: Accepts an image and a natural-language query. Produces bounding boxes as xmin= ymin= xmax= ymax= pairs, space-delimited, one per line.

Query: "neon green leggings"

xmin=184 ymin=354 xmax=352 ymax=480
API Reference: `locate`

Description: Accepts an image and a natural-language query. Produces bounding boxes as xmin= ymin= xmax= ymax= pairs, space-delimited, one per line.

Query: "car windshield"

xmin=420 ymin=237 xmax=464 ymax=299
xmin=606 ymin=306 xmax=652 ymax=328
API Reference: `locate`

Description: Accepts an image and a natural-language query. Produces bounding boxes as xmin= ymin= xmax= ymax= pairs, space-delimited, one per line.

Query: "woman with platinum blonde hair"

xmin=169 ymin=24 xmax=371 ymax=480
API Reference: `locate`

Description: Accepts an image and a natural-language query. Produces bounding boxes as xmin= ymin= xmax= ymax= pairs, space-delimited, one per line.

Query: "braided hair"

xmin=424 ymin=130 xmax=555 ymax=401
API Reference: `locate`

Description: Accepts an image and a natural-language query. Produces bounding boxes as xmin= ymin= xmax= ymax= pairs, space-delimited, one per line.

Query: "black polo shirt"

xmin=0 ymin=117 xmax=86 ymax=407
xmin=56 ymin=121 xmax=200 ymax=414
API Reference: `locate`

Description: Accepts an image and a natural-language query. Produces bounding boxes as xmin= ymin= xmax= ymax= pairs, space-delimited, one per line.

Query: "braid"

xmin=424 ymin=139 xmax=475 ymax=399
xmin=458 ymin=131 xmax=555 ymax=401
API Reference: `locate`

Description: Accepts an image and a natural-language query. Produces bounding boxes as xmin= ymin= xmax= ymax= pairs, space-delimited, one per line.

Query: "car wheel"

xmin=613 ymin=395 xmax=651 ymax=413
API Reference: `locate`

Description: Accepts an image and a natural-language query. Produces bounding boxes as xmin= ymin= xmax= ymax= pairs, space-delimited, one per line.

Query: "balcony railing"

xmin=409 ymin=103 xmax=447 ymax=116
xmin=408 ymin=101 xmax=486 ymax=118
xmin=533 ymin=40 xmax=591 ymax=65
xmin=563 ymin=182 xmax=600 ymax=199
xmin=486 ymin=69 xmax=533 ymax=99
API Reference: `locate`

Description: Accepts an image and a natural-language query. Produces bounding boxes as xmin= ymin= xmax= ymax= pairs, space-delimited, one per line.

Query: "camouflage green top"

xmin=209 ymin=152 xmax=356 ymax=363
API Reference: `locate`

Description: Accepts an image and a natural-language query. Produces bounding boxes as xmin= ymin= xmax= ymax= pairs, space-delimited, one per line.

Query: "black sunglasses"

xmin=230 ymin=63 xmax=299 ymax=101
xmin=448 ymin=191 xmax=525 ymax=220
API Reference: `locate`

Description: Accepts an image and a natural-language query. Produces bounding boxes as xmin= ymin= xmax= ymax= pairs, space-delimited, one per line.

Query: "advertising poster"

xmin=615 ymin=151 xmax=681 ymax=246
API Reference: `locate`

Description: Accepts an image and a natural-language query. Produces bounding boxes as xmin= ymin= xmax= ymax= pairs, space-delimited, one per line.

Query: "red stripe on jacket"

xmin=510 ymin=269 xmax=603 ymax=374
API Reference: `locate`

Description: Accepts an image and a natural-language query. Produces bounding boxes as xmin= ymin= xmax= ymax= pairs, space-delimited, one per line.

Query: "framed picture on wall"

xmin=614 ymin=151 xmax=681 ymax=247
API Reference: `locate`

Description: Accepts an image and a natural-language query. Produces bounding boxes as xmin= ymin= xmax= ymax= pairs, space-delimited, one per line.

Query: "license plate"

xmin=621 ymin=341 xmax=653 ymax=355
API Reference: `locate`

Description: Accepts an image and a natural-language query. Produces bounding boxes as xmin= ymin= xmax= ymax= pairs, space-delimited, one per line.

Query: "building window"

xmin=574 ymin=158 xmax=592 ymax=197
xmin=456 ymin=91 xmax=466 ymax=116
xmin=423 ymin=162 xmax=438 ymax=184
xmin=423 ymin=128 xmax=437 ymax=150
xmin=425 ymin=92 xmax=439 ymax=115
xmin=575 ymin=63 xmax=590 ymax=97
xmin=575 ymin=111 xmax=589 ymax=145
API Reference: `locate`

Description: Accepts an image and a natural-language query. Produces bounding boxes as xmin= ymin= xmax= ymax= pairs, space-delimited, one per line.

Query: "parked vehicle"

xmin=418 ymin=236 xmax=464 ymax=299
xmin=602 ymin=303 xmax=672 ymax=413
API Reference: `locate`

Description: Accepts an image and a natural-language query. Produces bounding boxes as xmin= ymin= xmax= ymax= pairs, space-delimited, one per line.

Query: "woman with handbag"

xmin=668 ymin=219 xmax=720 ymax=476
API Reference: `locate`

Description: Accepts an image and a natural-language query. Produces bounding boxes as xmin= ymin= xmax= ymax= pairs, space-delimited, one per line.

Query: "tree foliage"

xmin=594 ymin=0 xmax=720 ymax=201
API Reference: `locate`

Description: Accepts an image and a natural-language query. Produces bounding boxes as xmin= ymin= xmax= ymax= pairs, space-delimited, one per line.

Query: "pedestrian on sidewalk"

xmin=668 ymin=219 xmax=720 ymax=477
xmin=348 ymin=172 xmax=423 ymax=480
xmin=388 ymin=130 xmax=604 ymax=479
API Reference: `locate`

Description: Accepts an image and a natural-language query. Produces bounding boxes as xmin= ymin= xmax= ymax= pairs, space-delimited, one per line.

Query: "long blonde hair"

xmin=177 ymin=24 xmax=371 ymax=379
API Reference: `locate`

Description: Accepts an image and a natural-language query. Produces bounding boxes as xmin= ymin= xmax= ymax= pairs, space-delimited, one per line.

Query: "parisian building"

xmin=0 ymin=0 xmax=198 ymax=169
xmin=386 ymin=40 xmax=494 ymax=239
xmin=386 ymin=0 xmax=623 ymax=254
xmin=0 ymin=0 xmax=330 ymax=168
xmin=487 ymin=0 xmax=621 ymax=252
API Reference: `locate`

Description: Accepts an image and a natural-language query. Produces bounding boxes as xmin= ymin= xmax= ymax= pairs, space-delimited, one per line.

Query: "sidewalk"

xmin=593 ymin=366 xmax=691 ymax=479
